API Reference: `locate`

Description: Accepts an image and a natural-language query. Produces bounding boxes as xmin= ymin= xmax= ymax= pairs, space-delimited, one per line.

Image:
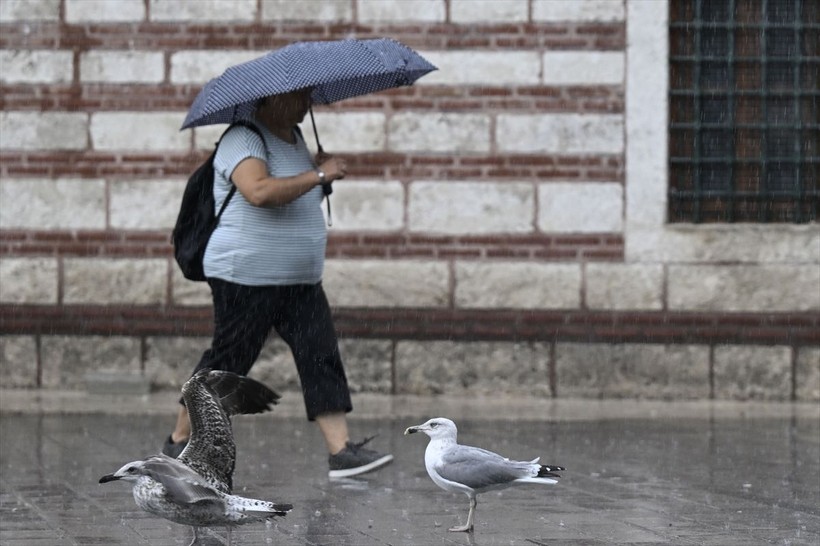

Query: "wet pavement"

xmin=1 ymin=391 xmax=818 ymax=545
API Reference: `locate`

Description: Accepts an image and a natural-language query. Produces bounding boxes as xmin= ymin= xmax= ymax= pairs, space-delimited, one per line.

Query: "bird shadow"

xmin=327 ymin=476 xmax=371 ymax=491
xmin=187 ymin=534 xmax=225 ymax=546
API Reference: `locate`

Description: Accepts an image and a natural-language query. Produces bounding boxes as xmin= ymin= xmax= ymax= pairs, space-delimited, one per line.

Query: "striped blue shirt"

xmin=203 ymin=122 xmax=326 ymax=286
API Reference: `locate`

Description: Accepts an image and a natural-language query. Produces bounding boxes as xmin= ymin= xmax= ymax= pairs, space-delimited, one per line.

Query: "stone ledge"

xmin=1 ymin=388 xmax=817 ymax=422
xmin=85 ymin=371 xmax=151 ymax=395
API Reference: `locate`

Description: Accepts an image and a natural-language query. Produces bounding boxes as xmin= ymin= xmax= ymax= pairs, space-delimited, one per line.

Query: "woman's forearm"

xmin=239 ymin=170 xmax=321 ymax=207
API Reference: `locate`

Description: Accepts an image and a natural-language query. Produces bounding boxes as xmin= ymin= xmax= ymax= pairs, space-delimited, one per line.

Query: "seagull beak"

xmin=99 ymin=473 xmax=120 ymax=483
xmin=404 ymin=426 xmax=420 ymax=435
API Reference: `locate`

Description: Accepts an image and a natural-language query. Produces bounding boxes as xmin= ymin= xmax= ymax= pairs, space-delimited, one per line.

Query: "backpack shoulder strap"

xmin=225 ymin=119 xmax=266 ymax=148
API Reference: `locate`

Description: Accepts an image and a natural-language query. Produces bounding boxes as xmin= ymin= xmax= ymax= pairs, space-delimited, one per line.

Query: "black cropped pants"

xmin=190 ymin=279 xmax=352 ymax=420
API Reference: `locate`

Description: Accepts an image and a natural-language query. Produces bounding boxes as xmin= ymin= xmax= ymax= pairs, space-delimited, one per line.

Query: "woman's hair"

xmin=255 ymin=88 xmax=313 ymax=111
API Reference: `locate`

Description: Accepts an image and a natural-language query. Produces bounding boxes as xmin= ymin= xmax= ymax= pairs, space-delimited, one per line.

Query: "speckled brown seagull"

xmin=405 ymin=417 xmax=564 ymax=532
xmin=100 ymin=369 xmax=291 ymax=546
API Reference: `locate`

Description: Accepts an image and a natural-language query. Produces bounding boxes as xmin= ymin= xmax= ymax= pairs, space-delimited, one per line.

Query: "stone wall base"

xmin=2 ymin=335 xmax=818 ymax=402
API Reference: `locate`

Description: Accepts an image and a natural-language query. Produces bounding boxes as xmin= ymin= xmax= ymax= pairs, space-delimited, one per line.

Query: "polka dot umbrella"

xmin=180 ymin=38 xmax=437 ymax=130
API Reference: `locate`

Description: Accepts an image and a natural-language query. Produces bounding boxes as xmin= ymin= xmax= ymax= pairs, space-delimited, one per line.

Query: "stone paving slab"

xmin=0 ymin=393 xmax=818 ymax=545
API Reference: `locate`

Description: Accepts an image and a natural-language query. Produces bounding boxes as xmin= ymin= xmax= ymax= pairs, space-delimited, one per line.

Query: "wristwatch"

xmin=316 ymin=169 xmax=326 ymax=184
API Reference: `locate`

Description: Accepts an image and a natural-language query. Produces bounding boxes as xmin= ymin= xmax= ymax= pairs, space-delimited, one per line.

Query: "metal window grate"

xmin=669 ymin=0 xmax=819 ymax=223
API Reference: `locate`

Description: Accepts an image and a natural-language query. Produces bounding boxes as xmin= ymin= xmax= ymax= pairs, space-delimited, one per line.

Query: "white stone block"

xmin=396 ymin=340 xmax=551 ymax=396
xmin=624 ymin=0 xmax=669 ymax=233
xmin=409 ymin=181 xmax=535 ymax=234
xmin=338 ymin=339 xmax=394 ymax=393
xmin=455 ymin=262 xmax=582 ymax=309
xmin=65 ymin=0 xmax=145 ymax=21
xmin=193 ymin=124 xmax=228 ymax=151
xmin=80 ymin=51 xmax=164 ymax=83
xmin=170 ymin=50 xmax=264 ymax=84
xmin=497 ymin=114 xmax=624 ymax=154
xmin=713 ymin=345 xmax=792 ymax=400
xmin=0 ymin=112 xmax=88 ymax=151
xmin=41 ymin=336 xmax=142 ymax=388
xmin=0 ymin=178 xmax=106 ymax=229
xmin=538 ymin=182 xmax=623 ymax=233
xmin=0 ymin=258 xmax=58 ymax=304
xmin=145 ymin=336 xmax=209 ymax=388
xmin=627 ymin=226 xmax=820 ymax=264
xmin=91 ymin=112 xmax=190 ymax=151
xmin=542 ymin=51 xmax=625 ymax=85
xmin=796 ymin=348 xmax=820 ymax=402
xmin=63 ymin=258 xmax=168 ymax=304
xmin=0 ymin=0 xmax=59 ymax=21
xmin=0 ymin=336 xmax=39 ymax=387
xmin=532 ymin=0 xmax=624 ymax=22
xmin=389 ymin=113 xmax=491 ymax=153
xmin=323 ymin=259 xmax=450 ymax=307
xmin=450 ymin=0 xmax=527 ymax=22
xmin=308 ymin=112 xmax=386 ymax=153
xmin=556 ymin=343 xmax=710 ymax=398
xmin=110 ymin=179 xmax=185 ymax=230
xmin=171 ymin=268 xmax=213 ymax=306
xmin=668 ymin=265 xmax=820 ymax=312
xmin=586 ymin=263 xmax=663 ymax=310
xmin=358 ymin=0 xmax=445 ymax=22
xmin=149 ymin=0 xmax=256 ymax=21
xmin=331 ymin=181 xmax=405 ymax=231
xmin=261 ymin=0 xmax=352 ymax=20
xmin=0 ymin=50 xmax=73 ymax=83
xmin=419 ymin=51 xmax=540 ymax=86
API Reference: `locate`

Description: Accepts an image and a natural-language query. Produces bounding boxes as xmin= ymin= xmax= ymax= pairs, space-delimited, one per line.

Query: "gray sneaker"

xmin=328 ymin=436 xmax=393 ymax=478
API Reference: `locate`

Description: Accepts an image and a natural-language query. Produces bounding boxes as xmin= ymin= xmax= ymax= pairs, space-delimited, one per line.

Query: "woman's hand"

xmin=317 ymin=154 xmax=347 ymax=182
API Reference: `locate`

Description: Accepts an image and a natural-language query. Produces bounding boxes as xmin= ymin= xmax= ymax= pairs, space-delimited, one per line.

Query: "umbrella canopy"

xmin=181 ymin=38 xmax=437 ymax=130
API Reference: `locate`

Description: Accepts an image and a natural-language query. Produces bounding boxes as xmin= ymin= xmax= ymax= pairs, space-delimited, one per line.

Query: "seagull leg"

xmin=226 ymin=526 xmax=232 ymax=546
xmin=449 ymin=495 xmax=476 ymax=532
xmin=187 ymin=526 xmax=199 ymax=546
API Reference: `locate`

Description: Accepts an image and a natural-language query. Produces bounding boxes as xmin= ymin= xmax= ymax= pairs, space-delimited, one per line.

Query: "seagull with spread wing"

xmin=100 ymin=369 xmax=292 ymax=545
xmin=405 ymin=417 xmax=564 ymax=532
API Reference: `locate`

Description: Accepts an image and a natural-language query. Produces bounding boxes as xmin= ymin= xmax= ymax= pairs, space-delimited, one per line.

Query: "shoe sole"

xmin=328 ymin=454 xmax=394 ymax=479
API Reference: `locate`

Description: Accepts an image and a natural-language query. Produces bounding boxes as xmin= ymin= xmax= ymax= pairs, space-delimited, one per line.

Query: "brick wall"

xmin=1 ymin=0 xmax=818 ymax=401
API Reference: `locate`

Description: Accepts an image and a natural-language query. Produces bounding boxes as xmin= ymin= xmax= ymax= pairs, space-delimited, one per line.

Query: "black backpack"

xmin=172 ymin=120 xmax=264 ymax=281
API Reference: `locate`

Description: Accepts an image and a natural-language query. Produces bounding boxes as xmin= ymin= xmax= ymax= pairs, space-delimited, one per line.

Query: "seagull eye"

xmin=430 ymin=422 xmax=439 ymax=428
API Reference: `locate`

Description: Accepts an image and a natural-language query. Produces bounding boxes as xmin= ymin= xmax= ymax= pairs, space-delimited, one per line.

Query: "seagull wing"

xmin=435 ymin=444 xmax=535 ymax=491
xmin=178 ymin=370 xmax=279 ymax=493
xmin=141 ymin=455 xmax=224 ymax=506
xmin=203 ymin=370 xmax=280 ymax=416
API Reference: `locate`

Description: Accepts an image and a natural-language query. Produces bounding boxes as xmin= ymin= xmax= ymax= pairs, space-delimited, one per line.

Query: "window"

xmin=669 ymin=0 xmax=818 ymax=223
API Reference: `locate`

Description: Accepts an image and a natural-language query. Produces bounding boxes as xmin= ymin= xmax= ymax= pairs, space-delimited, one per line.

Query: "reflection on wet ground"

xmin=1 ymin=407 xmax=818 ymax=545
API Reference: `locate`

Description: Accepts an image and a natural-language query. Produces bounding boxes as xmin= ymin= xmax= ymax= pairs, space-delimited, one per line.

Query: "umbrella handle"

xmin=309 ymin=106 xmax=333 ymax=225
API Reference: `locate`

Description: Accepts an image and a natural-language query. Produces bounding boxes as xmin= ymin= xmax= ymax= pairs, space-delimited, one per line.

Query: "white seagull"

xmin=100 ymin=369 xmax=292 ymax=545
xmin=405 ymin=417 xmax=564 ymax=532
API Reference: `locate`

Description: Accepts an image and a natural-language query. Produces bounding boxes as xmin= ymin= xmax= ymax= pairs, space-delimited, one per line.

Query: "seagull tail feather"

xmin=228 ymin=495 xmax=293 ymax=518
xmin=514 ymin=476 xmax=559 ymax=485
xmin=243 ymin=504 xmax=292 ymax=518
xmin=537 ymin=464 xmax=565 ymax=479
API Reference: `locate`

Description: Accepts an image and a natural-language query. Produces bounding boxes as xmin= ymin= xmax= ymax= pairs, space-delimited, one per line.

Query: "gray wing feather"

xmin=203 ymin=371 xmax=280 ymax=416
xmin=435 ymin=445 xmax=533 ymax=490
xmin=142 ymin=456 xmax=223 ymax=506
